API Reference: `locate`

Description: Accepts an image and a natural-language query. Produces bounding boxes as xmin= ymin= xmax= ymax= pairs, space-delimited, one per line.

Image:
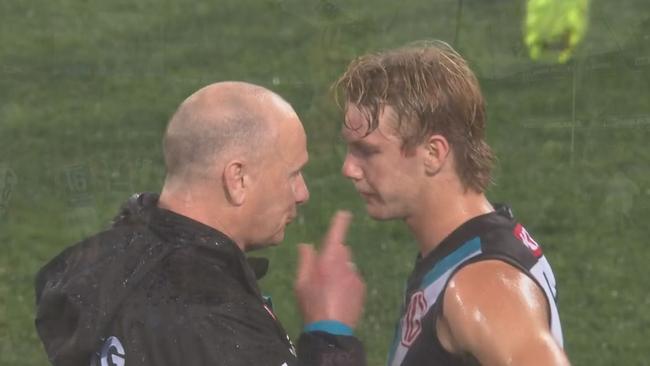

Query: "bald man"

xmin=35 ymin=82 xmax=366 ymax=366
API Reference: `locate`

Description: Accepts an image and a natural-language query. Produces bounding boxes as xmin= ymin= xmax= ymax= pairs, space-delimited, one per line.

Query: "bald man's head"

xmin=159 ymin=81 xmax=309 ymax=249
xmin=162 ymin=81 xmax=293 ymax=182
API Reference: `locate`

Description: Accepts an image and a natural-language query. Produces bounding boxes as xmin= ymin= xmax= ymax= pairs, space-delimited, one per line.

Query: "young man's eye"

xmin=354 ymin=145 xmax=378 ymax=156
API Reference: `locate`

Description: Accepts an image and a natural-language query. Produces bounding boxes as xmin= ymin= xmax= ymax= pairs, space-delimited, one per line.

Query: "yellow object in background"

xmin=525 ymin=0 xmax=591 ymax=63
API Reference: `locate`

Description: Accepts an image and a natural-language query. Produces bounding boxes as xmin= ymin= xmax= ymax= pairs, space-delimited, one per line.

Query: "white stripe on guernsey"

xmin=530 ymin=257 xmax=564 ymax=347
xmin=389 ymin=248 xmax=483 ymax=366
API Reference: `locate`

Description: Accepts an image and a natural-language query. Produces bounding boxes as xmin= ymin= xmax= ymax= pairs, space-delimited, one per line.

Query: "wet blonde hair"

xmin=336 ymin=40 xmax=494 ymax=193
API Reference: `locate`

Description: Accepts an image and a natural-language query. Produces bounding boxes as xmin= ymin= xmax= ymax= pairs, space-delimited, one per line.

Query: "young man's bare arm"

xmin=436 ymin=260 xmax=570 ymax=366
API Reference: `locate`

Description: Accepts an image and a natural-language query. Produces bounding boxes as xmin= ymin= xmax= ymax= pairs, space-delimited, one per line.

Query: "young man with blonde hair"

xmin=335 ymin=42 xmax=570 ymax=365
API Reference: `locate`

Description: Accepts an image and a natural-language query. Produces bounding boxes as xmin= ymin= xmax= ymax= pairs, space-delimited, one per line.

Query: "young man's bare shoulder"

xmin=438 ymin=260 xmax=569 ymax=365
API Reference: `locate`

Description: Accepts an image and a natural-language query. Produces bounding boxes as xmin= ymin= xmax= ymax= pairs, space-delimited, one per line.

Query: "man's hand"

xmin=294 ymin=211 xmax=366 ymax=328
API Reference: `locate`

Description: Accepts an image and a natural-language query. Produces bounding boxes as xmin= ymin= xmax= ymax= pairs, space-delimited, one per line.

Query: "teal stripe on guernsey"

xmin=420 ymin=237 xmax=482 ymax=289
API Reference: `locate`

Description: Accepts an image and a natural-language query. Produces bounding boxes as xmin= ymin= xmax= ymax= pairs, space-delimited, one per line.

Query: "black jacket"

xmin=35 ymin=193 xmax=365 ymax=366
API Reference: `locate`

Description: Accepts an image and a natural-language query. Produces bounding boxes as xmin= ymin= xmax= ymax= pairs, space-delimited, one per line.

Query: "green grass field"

xmin=1 ymin=0 xmax=649 ymax=365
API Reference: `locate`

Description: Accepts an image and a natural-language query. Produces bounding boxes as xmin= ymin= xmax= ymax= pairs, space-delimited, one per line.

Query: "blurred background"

xmin=1 ymin=0 xmax=648 ymax=364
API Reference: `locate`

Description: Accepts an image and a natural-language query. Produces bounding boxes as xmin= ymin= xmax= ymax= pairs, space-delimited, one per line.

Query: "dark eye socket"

xmin=351 ymin=144 xmax=379 ymax=157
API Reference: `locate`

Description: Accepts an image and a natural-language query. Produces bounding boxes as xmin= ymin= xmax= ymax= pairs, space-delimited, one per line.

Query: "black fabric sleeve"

xmin=109 ymin=300 xmax=298 ymax=366
xmin=107 ymin=299 xmax=366 ymax=366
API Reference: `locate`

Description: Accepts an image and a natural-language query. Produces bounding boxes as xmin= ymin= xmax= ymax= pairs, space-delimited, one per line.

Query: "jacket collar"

xmin=113 ymin=192 xmax=269 ymax=295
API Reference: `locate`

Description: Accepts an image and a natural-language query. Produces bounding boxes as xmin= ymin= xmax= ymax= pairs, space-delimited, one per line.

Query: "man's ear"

xmin=222 ymin=160 xmax=246 ymax=206
xmin=423 ymin=134 xmax=451 ymax=176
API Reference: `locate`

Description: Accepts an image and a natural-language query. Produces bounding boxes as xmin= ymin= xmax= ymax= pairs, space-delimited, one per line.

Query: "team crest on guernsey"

xmin=401 ymin=290 xmax=427 ymax=347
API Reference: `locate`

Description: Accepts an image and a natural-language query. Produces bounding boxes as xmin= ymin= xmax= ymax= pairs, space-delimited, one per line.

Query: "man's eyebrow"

xmin=296 ymin=156 xmax=309 ymax=171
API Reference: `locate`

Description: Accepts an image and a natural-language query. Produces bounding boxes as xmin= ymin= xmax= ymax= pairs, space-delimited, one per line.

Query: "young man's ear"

xmin=222 ymin=160 xmax=246 ymax=205
xmin=423 ymin=134 xmax=450 ymax=176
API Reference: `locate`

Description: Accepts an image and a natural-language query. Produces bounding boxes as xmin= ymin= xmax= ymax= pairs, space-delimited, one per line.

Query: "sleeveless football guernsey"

xmin=387 ymin=206 xmax=563 ymax=366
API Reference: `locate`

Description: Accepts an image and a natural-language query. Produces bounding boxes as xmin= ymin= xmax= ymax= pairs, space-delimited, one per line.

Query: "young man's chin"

xmin=365 ymin=205 xmax=397 ymax=221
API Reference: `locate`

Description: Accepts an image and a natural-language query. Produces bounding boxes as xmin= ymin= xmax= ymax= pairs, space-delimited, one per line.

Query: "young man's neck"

xmin=406 ymin=189 xmax=493 ymax=257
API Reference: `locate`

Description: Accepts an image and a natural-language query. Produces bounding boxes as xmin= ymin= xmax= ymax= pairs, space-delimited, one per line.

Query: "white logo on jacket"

xmin=99 ymin=336 xmax=125 ymax=366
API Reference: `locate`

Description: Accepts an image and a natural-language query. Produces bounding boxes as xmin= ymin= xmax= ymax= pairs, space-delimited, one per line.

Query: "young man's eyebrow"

xmin=349 ymin=139 xmax=380 ymax=152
